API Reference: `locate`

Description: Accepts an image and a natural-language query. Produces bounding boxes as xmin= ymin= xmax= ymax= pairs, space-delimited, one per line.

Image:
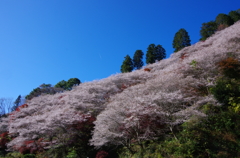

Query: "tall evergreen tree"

xmin=200 ymin=21 xmax=217 ymax=41
xmin=146 ymin=44 xmax=166 ymax=64
xmin=121 ymin=55 xmax=133 ymax=73
xmin=155 ymin=45 xmax=166 ymax=61
xmin=11 ymin=95 xmax=21 ymax=112
xmin=172 ymin=28 xmax=191 ymax=52
xmin=146 ymin=44 xmax=156 ymax=64
xmin=133 ymin=50 xmax=144 ymax=70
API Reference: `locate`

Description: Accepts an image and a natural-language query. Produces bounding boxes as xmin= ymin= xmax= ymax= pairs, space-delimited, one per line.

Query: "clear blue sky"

xmin=1 ymin=0 xmax=240 ymax=99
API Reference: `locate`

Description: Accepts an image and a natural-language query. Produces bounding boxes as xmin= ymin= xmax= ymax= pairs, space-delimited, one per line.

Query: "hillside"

xmin=0 ymin=21 xmax=240 ymax=157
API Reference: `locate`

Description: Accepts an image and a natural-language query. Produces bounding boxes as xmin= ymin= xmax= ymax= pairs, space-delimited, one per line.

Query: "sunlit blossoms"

xmin=0 ymin=21 xmax=239 ymax=154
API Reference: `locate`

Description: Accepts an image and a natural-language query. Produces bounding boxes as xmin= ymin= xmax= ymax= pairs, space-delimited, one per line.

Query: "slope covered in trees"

xmin=0 ymin=19 xmax=240 ymax=158
xmin=200 ymin=9 xmax=240 ymax=41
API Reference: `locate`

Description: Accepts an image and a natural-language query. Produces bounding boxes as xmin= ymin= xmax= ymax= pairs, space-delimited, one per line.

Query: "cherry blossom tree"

xmin=0 ymin=21 xmax=239 ymax=154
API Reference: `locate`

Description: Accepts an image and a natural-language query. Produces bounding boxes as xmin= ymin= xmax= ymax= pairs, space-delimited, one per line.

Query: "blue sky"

xmin=1 ymin=0 xmax=240 ymax=100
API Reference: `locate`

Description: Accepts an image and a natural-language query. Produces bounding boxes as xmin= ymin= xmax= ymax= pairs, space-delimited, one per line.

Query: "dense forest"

xmin=0 ymin=10 xmax=240 ymax=158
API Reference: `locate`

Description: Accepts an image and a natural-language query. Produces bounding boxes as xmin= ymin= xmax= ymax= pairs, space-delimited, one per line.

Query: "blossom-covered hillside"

xmin=1 ymin=21 xmax=240 ymax=157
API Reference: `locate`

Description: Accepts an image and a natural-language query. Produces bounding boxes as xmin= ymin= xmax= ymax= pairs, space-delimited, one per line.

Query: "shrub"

xmin=211 ymin=79 xmax=240 ymax=106
xmin=66 ymin=148 xmax=78 ymax=158
xmin=199 ymin=104 xmax=221 ymax=115
xmin=4 ymin=152 xmax=23 ymax=158
xmin=23 ymin=154 xmax=35 ymax=158
xmin=229 ymin=97 xmax=240 ymax=113
xmin=189 ymin=60 xmax=197 ymax=68
xmin=157 ymin=111 xmax=240 ymax=157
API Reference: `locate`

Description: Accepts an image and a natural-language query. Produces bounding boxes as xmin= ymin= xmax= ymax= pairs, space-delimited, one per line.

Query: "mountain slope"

xmin=0 ymin=21 xmax=240 ymax=155
xmin=90 ymin=21 xmax=240 ymax=148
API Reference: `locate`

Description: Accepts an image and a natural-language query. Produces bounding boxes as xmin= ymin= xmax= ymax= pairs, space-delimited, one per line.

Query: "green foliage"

xmin=54 ymin=80 xmax=68 ymax=90
xmin=25 ymin=87 xmax=40 ymax=100
xmin=138 ymin=111 xmax=240 ymax=158
xmin=118 ymin=142 xmax=163 ymax=158
xmin=66 ymin=148 xmax=78 ymax=158
xmin=121 ymin=55 xmax=133 ymax=73
xmin=159 ymin=139 xmax=196 ymax=158
xmin=23 ymin=154 xmax=35 ymax=158
xmin=215 ymin=13 xmax=233 ymax=26
xmin=55 ymin=78 xmax=81 ymax=91
xmin=211 ymin=79 xmax=240 ymax=106
xmin=146 ymin=44 xmax=166 ymax=64
xmin=172 ymin=28 xmax=191 ymax=52
xmin=228 ymin=10 xmax=240 ymax=23
xmin=189 ymin=60 xmax=198 ymax=68
xmin=133 ymin=50 xmax=144 ymax=70
xmin=229 ymin=97 xmax=240 ymax=113
xmin=25 ymin=83 xmax=64 ymax=100
xmin=39 ymin=145 xmax=68 ymax=158
xmin=154 ymin=45 xmax=166 ymax=61
xmin=146 ymin=44 xmax=156 ymax=64
xmin=200 ymin=10 xmax=239 ymax=41
xmin=199 ymin=104 xmax=221 ymax=115
xmin=200 ymin=21 xmax=217 ymax=41
xmin=211 ymin=57 xmax=240 ymax=107
xmin=0 ymin=153 xmax=35 ymax=158
xmin=66 ymin=78 xmax=81 ymax=90
xmin=3 ymin=152 xmax=23 ymax=158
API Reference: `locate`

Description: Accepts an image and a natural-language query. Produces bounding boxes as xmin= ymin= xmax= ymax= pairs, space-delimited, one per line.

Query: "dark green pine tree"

xmin=155 ymin=45 xmax=166 ymax=61
xmin=146 ymin=44 xmax=166 ymax=64
xmin=121 ymin=55 xmax=133 ymax=73
xmin=200 ymin=21 xmax=218 ymax=41
xmin=173 ymin=28 xmax=191 ymax=52
xmin=133 ymin=50 xmax=144 ymax=70
xmin=146 ymin=44 xmax=156 ymax=64
xmin=11 ymin=95 xmax=21 ymax=112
